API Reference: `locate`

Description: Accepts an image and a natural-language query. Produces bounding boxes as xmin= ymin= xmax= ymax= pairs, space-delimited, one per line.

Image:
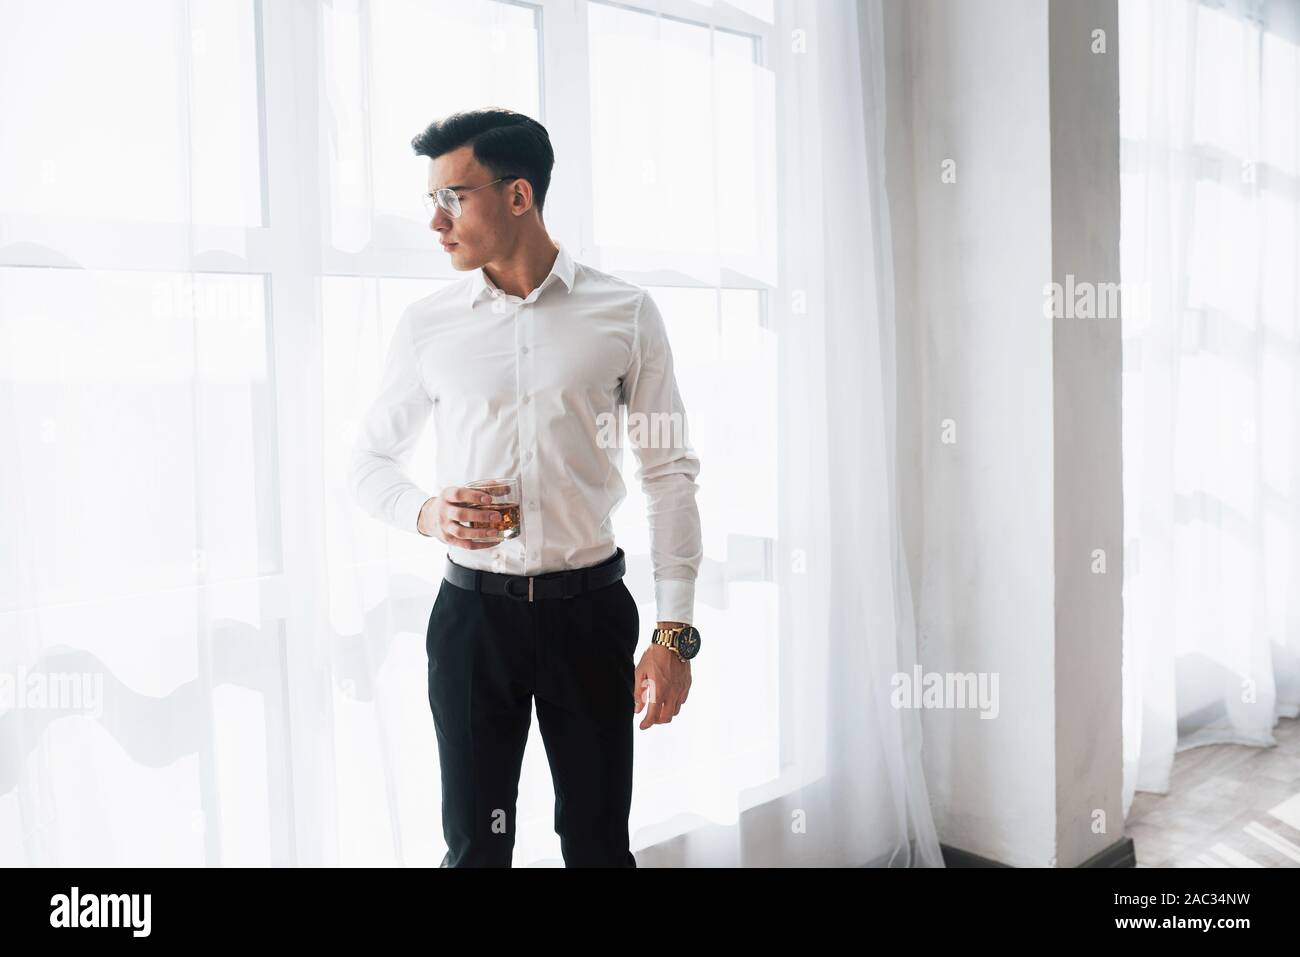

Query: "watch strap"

xmin=652 ymin=625 xmax=688 ymax=661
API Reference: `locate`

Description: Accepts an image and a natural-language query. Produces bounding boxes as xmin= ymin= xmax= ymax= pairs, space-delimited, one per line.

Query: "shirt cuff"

xmin=396 ymin=487 xmax=433 ymax=536
xmin=654 ymin=579 xmax=696 ymax=626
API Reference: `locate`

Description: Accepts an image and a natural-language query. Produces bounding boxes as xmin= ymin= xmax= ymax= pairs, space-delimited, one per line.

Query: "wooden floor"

xmin=1126 ymin=716 xmax=1300 ymax=867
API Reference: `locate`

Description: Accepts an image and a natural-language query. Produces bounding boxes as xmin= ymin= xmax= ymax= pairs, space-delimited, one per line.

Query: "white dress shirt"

xmin=346 ymin=241 xmax=703 ymax=625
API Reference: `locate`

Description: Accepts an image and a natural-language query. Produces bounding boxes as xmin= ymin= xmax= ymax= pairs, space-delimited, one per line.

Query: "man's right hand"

xmin=418 ymin=486 xmax=505 ymax=549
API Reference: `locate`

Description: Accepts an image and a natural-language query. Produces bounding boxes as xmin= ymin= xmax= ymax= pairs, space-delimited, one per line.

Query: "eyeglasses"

xmin=423 ymin=175 xmax=521 ymax=219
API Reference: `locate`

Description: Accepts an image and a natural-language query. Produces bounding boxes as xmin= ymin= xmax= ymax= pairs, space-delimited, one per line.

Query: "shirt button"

xmin=522 ymin=394 xmax=531 ymax=403
xmin=520 ymin=346 xmax=529 ymax=354
xmin=524 ymin=450 xmax=534 ymax=461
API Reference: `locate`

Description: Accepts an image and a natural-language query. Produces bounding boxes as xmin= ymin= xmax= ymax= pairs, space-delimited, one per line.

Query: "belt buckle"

xmin=504 ymin=575 xmax=535 ymax=602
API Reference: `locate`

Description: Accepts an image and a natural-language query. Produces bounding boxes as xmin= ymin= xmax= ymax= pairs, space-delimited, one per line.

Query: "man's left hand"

xmin=634 ymin=621 xmax=692 ymax=729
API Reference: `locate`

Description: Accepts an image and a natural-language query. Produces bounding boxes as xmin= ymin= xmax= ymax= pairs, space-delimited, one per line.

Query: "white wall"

xmin=885 ymin=0 xmax=1124 ymax=867
xmin=1048 ymin=0 xmax=1124 ymax=869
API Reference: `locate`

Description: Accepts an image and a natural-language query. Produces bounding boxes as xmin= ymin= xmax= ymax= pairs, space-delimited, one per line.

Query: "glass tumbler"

xmin=460 ymin=477 xmax=522 ymax=543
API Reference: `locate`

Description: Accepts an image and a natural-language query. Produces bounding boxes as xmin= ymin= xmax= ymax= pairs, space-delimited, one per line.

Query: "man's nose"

xmin=430 ymin=208 xmax=453 ymax=231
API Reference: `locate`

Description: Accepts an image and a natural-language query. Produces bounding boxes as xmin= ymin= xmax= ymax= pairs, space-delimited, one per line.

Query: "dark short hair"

xmin=411 ymin=108 xmax=555 ymax=214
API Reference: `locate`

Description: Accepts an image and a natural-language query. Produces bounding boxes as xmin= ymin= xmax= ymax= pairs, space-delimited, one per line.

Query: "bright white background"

xmin=0 ymin=0 xmax=940 ymax=866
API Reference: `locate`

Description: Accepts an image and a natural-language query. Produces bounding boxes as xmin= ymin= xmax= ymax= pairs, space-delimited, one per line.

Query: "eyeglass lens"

xmin=424 ymin=189 xmax=460 ymax=218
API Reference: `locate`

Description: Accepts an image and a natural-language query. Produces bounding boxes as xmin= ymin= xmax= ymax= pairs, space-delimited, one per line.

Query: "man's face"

xmin=426 ymin=145 xmax=514 ymax=270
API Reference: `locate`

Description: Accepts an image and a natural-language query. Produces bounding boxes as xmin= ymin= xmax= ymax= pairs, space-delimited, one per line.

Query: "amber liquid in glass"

xmin=462 ymin=501 xmax=520 ymax=540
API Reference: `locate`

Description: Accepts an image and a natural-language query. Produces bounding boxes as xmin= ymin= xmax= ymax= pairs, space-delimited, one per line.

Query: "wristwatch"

xmin=650 ymin=624 xmax=702 ymax=663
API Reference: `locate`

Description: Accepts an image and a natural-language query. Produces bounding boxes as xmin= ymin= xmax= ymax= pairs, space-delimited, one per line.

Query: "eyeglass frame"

xmin=423 ymin=175 xmax=524 ymax=219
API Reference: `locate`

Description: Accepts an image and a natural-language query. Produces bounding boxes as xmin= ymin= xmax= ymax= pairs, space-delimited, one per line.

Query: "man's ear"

xmin=510 ymin=179 xmax=535 ymax=216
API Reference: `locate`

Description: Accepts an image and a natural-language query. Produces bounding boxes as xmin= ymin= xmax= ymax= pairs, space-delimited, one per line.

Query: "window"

xmin=0 ymin=0 xmax=783 ymax=864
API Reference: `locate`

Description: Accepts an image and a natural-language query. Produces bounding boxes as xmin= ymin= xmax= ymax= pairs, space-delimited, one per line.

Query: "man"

xmin=346 ymin=108 xmax=704 ymax=867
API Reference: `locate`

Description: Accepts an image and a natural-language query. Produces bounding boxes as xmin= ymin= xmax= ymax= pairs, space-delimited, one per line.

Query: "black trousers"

xmin=425 ymin=563 xmax=641 ymax=867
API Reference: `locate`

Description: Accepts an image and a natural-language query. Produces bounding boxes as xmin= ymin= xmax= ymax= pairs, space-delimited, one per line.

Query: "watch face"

xmin=675 ymin=625 xmax=701 ymax=660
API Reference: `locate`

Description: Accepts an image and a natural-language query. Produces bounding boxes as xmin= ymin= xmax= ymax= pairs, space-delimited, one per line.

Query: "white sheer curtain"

xmin=0 ymin=0 xmax=941 ymax=867
xmin=772 ymin=0 xmax=943 ymax=868
xmin=1120 ymin=0 xmax=1300 ymax=819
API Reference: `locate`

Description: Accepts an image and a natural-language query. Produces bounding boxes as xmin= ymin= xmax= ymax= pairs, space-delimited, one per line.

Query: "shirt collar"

xmin=467 ymin=241 xmax=576 ymax=310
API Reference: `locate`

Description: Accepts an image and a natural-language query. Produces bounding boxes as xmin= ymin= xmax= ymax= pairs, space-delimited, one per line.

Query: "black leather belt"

xmin=443 ymin=547 xmax=625 ymax=602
